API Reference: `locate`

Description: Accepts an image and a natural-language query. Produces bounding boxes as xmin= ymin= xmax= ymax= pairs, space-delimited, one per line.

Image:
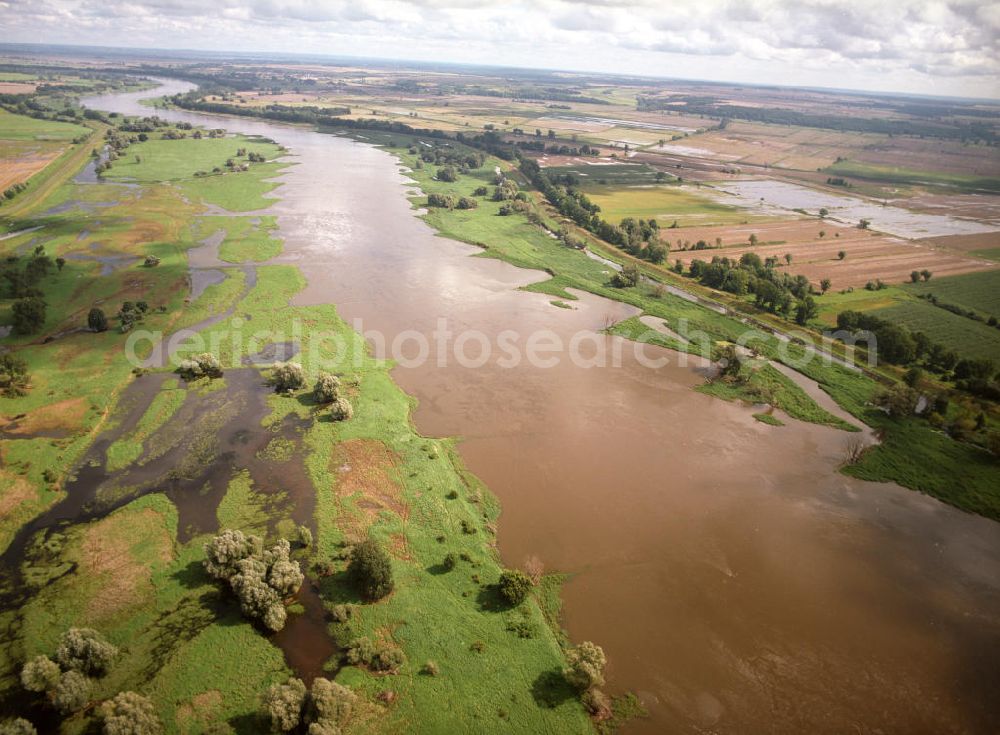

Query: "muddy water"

xmin=81 ymin=82 xmax=1000 ymax=733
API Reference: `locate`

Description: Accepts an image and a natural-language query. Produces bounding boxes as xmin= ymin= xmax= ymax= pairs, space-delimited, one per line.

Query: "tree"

xmin=748 ymin=233 xmax=758 ymax=246
xmin=784 ymin=253 xmax=793 ymax=265
xmin=55 ymin=257 xmax=66 ymax=271
xmin=874 ymin=385 xmax=920 ymax=418
xmin=177 ymin=353 xmax=222 ymax=380
xmin=819 ymin=207 xmax=829 ymax=218
xmin=11 ymin=296 xmax=46 ymax=334
xmin=563 ymin=642 xmax=606 ymax=691
xmin=264 ymin=677 xmax=307 ymax=733
xmin=904 ymin=366 xmax=924 ymax=387
xmin=838 ymin=250 xmax=846 ymax=260
xmin=436 ymin=166 xmax=458 ymax=182
xmin=99 ymin=691 xmax=163 ymax=735
xmin=348 ymin=538 xmax=394 ymax=601
xmin=0 ymin=354 xmax=29 ymax=397
xmin=203 ymin=529 xmax=262 ymax=580
xmin=794 ymin=296 xmax=818 ymax=326
xmin=920 ymin=269 xmax=932 ymax=282
xmin=910 ymin=270 xmax=920 ymax=283
xmin=859 ymin=219 xmax=870 ymax=229
xmin=88 ymin=307 xmax=108 ymax=332
xmin=55 ymin=628 xmax=118 ymax=676
xmin=308 ymin=678 xmax=357 ymax=732
xmin=20 ymin=656 xmax=60 ymax=693
xmin=312 ymin=372 xmax=341 ymax=404
xmin=498 ymin=569 xmax=532 ymax=606
xmin=271 ymin=362 xmax=305 ymax=392
xmin=820 ymin=278 xmax=831 ymax=294
xmin=611 ymin=264 xmax=639 ymax=288
xmin=52 ymin=670 xmax=91 ymax=714
xmin=0 ymin=719 xmax=36 ymax=735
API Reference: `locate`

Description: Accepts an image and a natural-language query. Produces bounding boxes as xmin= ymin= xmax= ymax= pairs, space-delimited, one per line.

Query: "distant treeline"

xmin=454 ymin=85 xmax=610 ymax=105
xmin=171 ymin=94 xmax=350 ymax=125
xmin=636 ymin=96 xmax=998 ymax=143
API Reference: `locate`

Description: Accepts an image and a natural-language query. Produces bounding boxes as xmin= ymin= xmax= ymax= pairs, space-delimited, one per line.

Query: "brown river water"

xmin=79 ymin=80 xmax=1000 ymax=734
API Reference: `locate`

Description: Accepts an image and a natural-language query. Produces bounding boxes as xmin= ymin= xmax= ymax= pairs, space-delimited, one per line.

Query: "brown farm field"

xmin=0 ymin=141 xmax=65 ymax=189
xmin=666 ymin=218 xmax=999 ymax=289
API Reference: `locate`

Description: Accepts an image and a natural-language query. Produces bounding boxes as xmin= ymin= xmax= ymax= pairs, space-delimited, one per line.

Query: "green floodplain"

xmin=0 ymin=78 xmax=998 ymax=735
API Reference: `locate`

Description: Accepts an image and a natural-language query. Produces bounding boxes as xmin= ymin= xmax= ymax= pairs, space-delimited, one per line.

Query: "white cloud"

xmin=3 ymin=0 xmax=999 ymax=97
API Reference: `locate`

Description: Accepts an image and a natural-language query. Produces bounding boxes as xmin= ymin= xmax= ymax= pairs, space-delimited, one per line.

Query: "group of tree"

xmin=263 ymin=677 xmax=357 ymax=734
xmin=13 ymin=627 xmax=162 ymax=733
xmin=563 ymin=641 xmax=612 ymax=719
xmin=347 ymin=537 xmax=394 ymax=601
xmin=2 ymin=245 xmax=60 ymax=334
xmin=684 ymin=253 xmax=819 ymax=324
xmin=836 ymin=310 xmax=999 ymax=398
xmin=203 ymin=530 xmax=305 ymax=632
xmin=177 ymin=352 xmax=223 ymax=380
xmin=311 ymin=371 xmax=354 ymax=420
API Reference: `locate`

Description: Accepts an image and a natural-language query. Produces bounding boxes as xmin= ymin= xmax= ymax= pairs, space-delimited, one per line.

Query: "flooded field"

xmin=76 ymin=81 xmax=1000 ymax=733
xmin=713 ymin=179 xmax=1000 ymax=239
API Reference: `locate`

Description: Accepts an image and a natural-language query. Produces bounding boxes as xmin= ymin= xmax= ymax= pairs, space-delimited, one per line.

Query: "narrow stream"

xmin=72 ymin=80 xmax=1000 ymax=734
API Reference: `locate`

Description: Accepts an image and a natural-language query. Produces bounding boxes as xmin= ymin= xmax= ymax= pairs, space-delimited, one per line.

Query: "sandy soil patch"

xmin=0 ymin=82 xmax=38 ymax=94
xmin=0 ymin=471 xmax=35 ymax=521
xmin=331 ymin=439 xmax=407 ymax=540
xmin=2 ymin=397 xmax=88 ymax=437
xmin=0 ymin=149 xmax=64 ymax=190
xmin=79 ymin=507 xmax=174 ymax=619
xmin=918 ymin=231 xmax=1000 ymax=255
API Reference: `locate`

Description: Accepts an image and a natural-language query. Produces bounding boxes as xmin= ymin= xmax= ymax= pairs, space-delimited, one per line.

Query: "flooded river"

xmin=80 ymin=81 xmax=1000 ymax=733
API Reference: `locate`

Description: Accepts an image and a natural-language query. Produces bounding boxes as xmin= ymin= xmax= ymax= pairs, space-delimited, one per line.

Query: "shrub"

xmin=271 ymin=362 xmax=305 ymax=392
xmin=143 ymin=255 xmax=160 ymax=267
xmin=456 ymin=196 xmax=478 ymax=209
xmin=427 ymin=193 xmax=455 ymax=208
xmin=498 ymin=569 xmax=532 ymax=606
xmin=312 ymin=372 xmax=341 ymax=403
xmin=327 ymin=604 xmax=354 ymax=624
xmin=88 ymin=307 xmax=108 ymax=332
xmin=98 ymin=691 xmax=163 ymax=735
xmin=437 ymin=166 xmax=458 ymax=182
xmin=581 ymin=688 xmax=612 ymax=718
xmin=347 ymin=538 xmax=394 ymax=601
xmin=55 ymin=628 xmax=118 ymax=676
xmin=422 ymin=661 xmax=440 ymax=676
xmin=611 ymin=264 xmax=639 ymax=288
xmin=563 ymin=641 xmax=607 ymax=691
xmin=442 ymin=553 xmax=457 ymax=571
xmin=329 ymin=396 xmax=354 ymax=421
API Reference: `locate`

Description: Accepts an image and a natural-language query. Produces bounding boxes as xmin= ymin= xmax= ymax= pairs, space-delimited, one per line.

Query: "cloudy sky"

xmin=3 ymin=0 xmax=999 ymax=98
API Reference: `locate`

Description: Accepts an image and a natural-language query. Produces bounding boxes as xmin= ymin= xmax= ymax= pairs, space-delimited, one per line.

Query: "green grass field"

xmin=824 ymin=159 xmax=1000 ymax=193
xmin=0 ymin=109 xmax=90 ymax=141
xmin=874 ymin=300 xmax=1000 ymax=363
xmin=585 ymin=183 xmax=754 ymax=227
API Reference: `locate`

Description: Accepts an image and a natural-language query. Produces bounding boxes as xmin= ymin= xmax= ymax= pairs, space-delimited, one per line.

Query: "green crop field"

xmin=584 ymin=183 xmax=754 ymax=226
xmin=874 ymin=299 xmax=1000 ymax=363
xmin=824 ymin=160 xmax=1000 ymax=193
xmin=903 ymin=269 xmax=1000 ymax=320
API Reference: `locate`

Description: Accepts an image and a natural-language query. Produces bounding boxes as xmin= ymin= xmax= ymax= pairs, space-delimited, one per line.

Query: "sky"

xmin=2 ymin=0 xmax=999 ymax=99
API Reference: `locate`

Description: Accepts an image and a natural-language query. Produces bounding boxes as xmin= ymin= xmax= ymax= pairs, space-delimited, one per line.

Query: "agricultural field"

xmin=0 ymin=110 xmax=90 ymax=191
xmin=903 ymin=269 xmax=1000 ymax=320
xmin=665 ymin=218 xmax=999 ymax=289
xmin=873 ymin=298 xmax=1000 ymax=363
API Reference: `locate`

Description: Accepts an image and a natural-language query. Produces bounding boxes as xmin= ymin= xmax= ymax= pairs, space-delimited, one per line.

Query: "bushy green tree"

xmin=0 ymin=718 xmax=36 ymax=735
xmin=11 ymin=297 xmax=46 ymax=334
xmin=264 ymin=677 xmax=307 ymax=733
xmin=563 ymin=641 xmax=606 ymax=691
xmin=99 ymin=691 xmax=163 ymax=735
xmin=0 ymin=354 xmax=29 ymax=396
xmin=312 ymin=372 xmax=341 ymax=403
xmin=20 ymin=656 xmax=60 ymax=693
xmin=52 ymin=670 xmax=91 ymax=713
xmin=308 ymin=678 xmax=357 ymax=730
xmin=177 ymin=352 xmax=223 ymax=380
xmin=88 ymin=307 xmax=109 ymax=332
xmin=348 ymin=538 xmax=394 ymax=601
xmin=498 ymin=569 xmax=532 ymax=606
xmin=55 ymin=628 xmax=118 ymax=676
xmin=329 ymin=396 xmax=354 ymax=421
xmin=203 ymin=529 xmax=262 ymax=580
